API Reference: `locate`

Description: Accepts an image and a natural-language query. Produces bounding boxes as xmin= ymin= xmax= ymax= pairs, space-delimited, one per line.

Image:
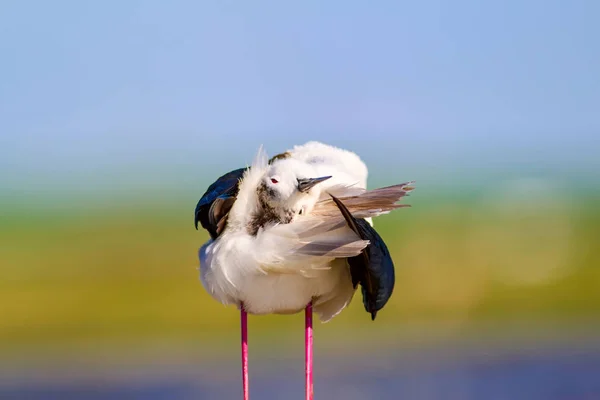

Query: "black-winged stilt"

xmin=195 ymin=141 xmax=414 ymax=399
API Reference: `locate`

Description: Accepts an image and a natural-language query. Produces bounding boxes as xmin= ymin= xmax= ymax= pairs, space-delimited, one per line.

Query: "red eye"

xmin=270 ymin=178 xmax=279 ymax=184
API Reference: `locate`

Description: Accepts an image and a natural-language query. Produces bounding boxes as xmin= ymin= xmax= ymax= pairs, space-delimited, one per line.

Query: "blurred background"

xmin=1 ymin=1 xmax=599 ymax=399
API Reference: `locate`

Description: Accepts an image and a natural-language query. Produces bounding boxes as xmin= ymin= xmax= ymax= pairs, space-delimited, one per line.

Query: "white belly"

xmin=236 ymin=263 xmax=350 ymax=315
xmin=199 ymin=240 xmax=355 ymax=322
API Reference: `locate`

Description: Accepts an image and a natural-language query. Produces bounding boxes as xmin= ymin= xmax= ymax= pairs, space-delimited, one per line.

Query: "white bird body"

xmin=201 ymin=235 xmax=354 ymax=320
xmin=199 ymin=141 xmax=411 ymax=322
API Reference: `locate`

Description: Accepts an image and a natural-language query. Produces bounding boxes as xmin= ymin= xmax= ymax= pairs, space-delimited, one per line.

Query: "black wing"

xmin=194 ymin=167 xmax=247 ymax=239
xmin=330 ymin=194 xmax=395 ymax=321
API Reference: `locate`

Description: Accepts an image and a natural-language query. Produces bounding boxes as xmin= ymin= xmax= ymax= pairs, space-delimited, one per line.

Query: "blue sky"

xmin=1 ymin=0 xmax=598 ymax=197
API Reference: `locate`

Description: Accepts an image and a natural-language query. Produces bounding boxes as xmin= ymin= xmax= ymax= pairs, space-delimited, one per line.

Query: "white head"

xmin=258 ymin=158 xmax=332 ymax=219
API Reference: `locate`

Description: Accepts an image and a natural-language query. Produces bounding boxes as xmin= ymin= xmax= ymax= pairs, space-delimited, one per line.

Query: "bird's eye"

xmin=270 ymin=178 xmax=279 ymax=184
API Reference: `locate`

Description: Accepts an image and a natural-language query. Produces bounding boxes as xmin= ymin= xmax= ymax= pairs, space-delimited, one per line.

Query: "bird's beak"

xmin=297 ymin=176 xmax=332 ymax=193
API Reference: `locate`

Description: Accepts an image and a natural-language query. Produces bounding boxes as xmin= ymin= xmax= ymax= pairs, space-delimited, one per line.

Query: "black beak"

xmin=297 ymin=176 xmax=332 ymax=193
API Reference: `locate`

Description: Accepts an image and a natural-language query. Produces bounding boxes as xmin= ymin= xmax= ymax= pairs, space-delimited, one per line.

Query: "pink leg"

xmin=241 ymin=303 xmax=249 ymax=400
xmin=305 ymin=302 xmax=314 ymax=400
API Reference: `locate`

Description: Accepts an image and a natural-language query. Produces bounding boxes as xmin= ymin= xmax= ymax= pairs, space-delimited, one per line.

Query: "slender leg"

xmin=241 ymin=303 xmax=249 ymax=400
xmin=305 ymin=302 xmax=314 ymax=400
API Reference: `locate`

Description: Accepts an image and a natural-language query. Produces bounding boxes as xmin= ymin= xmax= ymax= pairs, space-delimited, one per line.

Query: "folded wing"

xmin=254 ymin=182 xmax=414 ymax=279
xmin=194 ymin=167 xmax=247 ymax=238
xmin=330 ymin=194 xmax=396 ymax=320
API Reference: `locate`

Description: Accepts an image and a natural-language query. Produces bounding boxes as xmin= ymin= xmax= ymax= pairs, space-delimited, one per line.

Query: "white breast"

xmin=199 ymin=231 xmax=356 ymax=322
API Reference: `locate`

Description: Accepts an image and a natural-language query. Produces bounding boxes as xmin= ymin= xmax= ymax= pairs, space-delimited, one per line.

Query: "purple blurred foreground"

xmin=2 ymin=341 xmax=599 ymax=400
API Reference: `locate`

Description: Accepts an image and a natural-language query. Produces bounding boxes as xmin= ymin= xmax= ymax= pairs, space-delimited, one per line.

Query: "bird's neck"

xmin=247 ymin=183 xmax=295 ymax=236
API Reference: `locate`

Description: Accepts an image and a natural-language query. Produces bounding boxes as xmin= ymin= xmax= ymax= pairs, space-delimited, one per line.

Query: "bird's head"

xmin=258 ymin=159 xmax=332 ymax=218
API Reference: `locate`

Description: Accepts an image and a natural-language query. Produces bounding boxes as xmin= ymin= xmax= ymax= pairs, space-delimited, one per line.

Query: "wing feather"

xmin=250 ymin=181 xmax=414 ymax=275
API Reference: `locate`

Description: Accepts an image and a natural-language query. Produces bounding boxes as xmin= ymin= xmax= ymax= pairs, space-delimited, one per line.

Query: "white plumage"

xmin=199 ymin=141 xmax=410 ymax=322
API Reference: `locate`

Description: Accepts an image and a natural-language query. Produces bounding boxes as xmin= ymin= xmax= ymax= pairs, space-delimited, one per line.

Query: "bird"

xmin=194 ymin=141 xmax=414 ymax=400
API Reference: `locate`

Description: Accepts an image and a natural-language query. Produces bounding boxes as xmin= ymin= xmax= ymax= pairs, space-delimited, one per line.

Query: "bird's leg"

xmin=241 ymin=302 xmax=249 ymax=400
xmin=305 ymin=301 xmax=314 ymax=400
